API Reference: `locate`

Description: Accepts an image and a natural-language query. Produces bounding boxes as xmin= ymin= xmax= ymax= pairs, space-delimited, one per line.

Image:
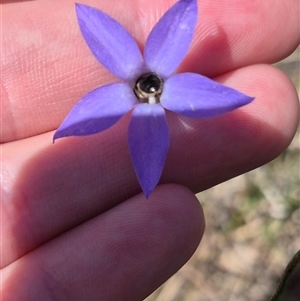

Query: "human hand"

xmin=1 ymin=0 xmax=299 ymax=300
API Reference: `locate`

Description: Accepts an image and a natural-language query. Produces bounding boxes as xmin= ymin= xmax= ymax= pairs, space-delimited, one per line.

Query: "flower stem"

xmin=269 ymin=249 xmax=300 ymax=301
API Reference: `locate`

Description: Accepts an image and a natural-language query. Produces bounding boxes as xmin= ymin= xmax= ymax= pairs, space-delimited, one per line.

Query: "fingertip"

xmin=217 ymin=63 xmax=299 ymax=156
xmin=144 ymin=183 xmax=205 ymax=249
xmin=122 ymin=183 xmax=205 ymax=299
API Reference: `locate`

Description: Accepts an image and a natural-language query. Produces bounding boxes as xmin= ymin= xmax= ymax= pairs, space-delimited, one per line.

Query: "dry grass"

xmin=145 ymin=48 xmax=300 ymax=301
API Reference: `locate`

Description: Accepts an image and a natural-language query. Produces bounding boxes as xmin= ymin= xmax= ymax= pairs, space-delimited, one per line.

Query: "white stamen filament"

xmin=148 ymin=95 xmax=156 ymax=104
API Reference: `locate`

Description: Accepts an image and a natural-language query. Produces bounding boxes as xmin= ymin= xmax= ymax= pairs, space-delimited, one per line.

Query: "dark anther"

xmin=138 ymin=74 xmax=162 ymax=93
xmin=134 ymin=73 xmax=163 ymax=103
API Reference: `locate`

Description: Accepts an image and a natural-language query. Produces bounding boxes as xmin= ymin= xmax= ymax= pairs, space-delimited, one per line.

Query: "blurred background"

xmin=146 ymin=48 xmax=299 ymax=301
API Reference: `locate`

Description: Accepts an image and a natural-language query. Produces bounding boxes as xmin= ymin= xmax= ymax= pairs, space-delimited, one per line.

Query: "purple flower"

xmin=54 ymin=0 xmax=254 ymax=197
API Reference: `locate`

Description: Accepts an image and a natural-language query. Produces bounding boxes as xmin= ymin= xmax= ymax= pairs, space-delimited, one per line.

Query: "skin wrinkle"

xmin=0 ymin=80 xmax=16 ymax=141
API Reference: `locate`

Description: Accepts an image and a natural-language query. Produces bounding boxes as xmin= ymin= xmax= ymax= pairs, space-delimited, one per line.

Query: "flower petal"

xmin=144 ymin=0 xmax=197 ymax=78
xmin=54 ymin=83 xmax=136 ymax=140
xmin=75 ymin=3 xmax=144 ymax=82
xmin=161 ymin=73 xmax=254 ymax=118
xmin=128 ymin=104 xmax=170 ymax=198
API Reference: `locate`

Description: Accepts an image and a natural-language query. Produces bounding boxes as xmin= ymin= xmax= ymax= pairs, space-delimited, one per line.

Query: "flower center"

xmin=134 ymin=73 xmax=164 ymax=104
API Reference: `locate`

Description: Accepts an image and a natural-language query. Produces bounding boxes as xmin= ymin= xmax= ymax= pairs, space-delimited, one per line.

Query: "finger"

xmin=1 ymin=0 xmax=299 ymax=142
xmin=182 ymin=0 xmax=300 ymax=76
xmin=1 ymin=64 xmax=298 ymax=266
xmin=2 ymin=184 xmax=205 ymax=301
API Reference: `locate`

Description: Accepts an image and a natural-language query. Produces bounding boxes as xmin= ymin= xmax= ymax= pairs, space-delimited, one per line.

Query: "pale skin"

xmin=1 ymin=0 xmax=299 ymax=300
